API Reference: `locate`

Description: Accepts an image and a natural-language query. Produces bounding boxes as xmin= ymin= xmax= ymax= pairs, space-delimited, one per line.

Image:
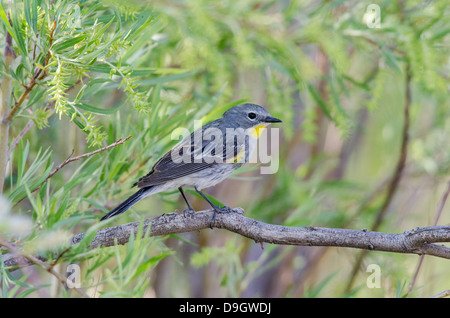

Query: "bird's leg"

xmin=179 ymin=187 xmax=195 ymax=217
xmin=194 ymin=186 xmax=232 ymax=228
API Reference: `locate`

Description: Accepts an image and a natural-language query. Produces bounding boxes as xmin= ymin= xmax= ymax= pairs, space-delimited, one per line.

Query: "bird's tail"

xmin=100 ymin=187 xmax=153 ymax=221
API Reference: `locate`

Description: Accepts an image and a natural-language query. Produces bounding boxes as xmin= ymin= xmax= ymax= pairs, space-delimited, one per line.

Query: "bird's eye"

xmin=248 ymin=112 xmax=257 ymax=120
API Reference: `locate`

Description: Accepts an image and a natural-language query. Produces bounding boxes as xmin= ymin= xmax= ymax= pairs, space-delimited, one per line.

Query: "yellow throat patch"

xmin=249 ymin=124 xmax=268 ymax=139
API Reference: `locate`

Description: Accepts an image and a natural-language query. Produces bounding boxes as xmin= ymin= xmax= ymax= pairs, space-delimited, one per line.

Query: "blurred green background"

xmin=1 ymin=0 xmax=450 ymax=297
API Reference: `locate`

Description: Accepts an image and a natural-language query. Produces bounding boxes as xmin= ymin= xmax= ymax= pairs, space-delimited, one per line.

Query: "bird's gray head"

xmin=222 ymin=103 xmax=282 ymax=130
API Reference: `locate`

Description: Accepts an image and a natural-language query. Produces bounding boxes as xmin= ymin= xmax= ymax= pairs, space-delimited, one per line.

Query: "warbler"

xmin=100 ymin=103 xmax=281 ymax=224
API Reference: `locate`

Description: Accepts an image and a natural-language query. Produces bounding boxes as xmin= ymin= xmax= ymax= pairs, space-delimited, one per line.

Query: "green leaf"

xmin=88 ymin=16 xmax=115 ymax=44
xmin=16 ymin=140 xmax=30 ymax=185
xmin=47 ymin=194 xmax=69 ymax=228
xmin=51 ymin=215 xmax=94 ymax=229
xmin=328 ymin=75 xmax=348 ymax=118
xmin=430 ymin=27 xmax=450 ymax=40
xmin=75 ymin=102 xmax=121 ymax=115
xmin=9 ymin=148 xmax=53 ymax=204
xmin=376 ymin=40 xmax=401 ymax=73
xmin=123 ymin=12 xmax=158 ymax=42
xmin=24 ymin=0 xmax=33 ymax=33
xmin=11 ymin=7 xmax=28 ymax=57
xmin=342 ymin=74 xmax=370 ymax=91
xmin=16 ymin=285 xmax=45 ymax=298
xmin=23 ymin=0 xmax=37 ymax=34
xmin=132 ymin=252 xmax=172 ymax=280
xmin=139 ymin=69 xmax=200 ymax=86
xmin=52 ymin=35 xmax=89 ymax=53
xmin=79 ymin=197 xmax=108 ymax=213
xmin=307 ymin=83 xmax=332 ymax=120
xmin=0 ymin=4 xmax=14 ymax=39
xmin=0 ymin=4 xmax=27 ymax=56
xmin=305 ymin=272 xmax=337 ymax=298
xmin=66 ymin=108 xmax=86 ymax=130
xmin=27 ymin=86 xmax=47 ymax=108
xmin=31 ymin=0 xmax=38 ymax=34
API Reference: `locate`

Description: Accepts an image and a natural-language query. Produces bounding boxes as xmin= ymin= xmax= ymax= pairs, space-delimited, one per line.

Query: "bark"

xmin=3 ymin=208 xmax=450 ymax=269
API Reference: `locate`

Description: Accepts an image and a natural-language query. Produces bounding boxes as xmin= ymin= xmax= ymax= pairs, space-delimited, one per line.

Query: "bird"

xmin=100 ymin=103 xmax=282 ymax=226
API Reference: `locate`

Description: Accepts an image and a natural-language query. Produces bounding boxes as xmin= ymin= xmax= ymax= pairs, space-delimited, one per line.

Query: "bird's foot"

xmin=209 ymin=206 xmax=233 ymax=229
xmin=183 ymin=209 xmax=196 ymax=217
xmin=213 ymin=205 xmax=233 ymax=213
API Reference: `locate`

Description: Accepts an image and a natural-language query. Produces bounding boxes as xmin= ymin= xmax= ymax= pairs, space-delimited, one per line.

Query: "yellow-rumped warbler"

xmin=100 ymin=103 xmax=281 ymax=224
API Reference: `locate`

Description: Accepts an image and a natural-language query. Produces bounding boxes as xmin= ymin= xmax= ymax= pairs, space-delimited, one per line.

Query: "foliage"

xmin=0 ymin=0 xmax=449 ymax=298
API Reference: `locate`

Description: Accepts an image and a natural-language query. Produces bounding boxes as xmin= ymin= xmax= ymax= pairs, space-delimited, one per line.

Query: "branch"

xmin=3 ymin=209 xmax=450 ymax=270
xmin=8 ymin=78 xmax=84 ymax=154
xmin=47 ymin=136 xmax=132 ymax=181
xmin=28 ymin=135 xmax=132 ymax=194
xmin=430 ymin=290 xmax=450 ymax=298
xmin=12 ymin=135 xmax=132 ymax=207
xmin=1 ymin=19 xmax=56 ymax=194
xmin=3 ymin=21 xmax=57 ymax=123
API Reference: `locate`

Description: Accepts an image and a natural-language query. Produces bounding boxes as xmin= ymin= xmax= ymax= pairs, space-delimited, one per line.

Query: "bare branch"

xmin=30 ymin=135 xmax=132 ymax=194
xmin=47 ymin=135 xmax=131 ymax=179
xmin=8 ymin=78 xmax=83 ymax=154
xmin=12 ymin=135 xmax=132 ymax=207
xmin=3 ymin=20 xmax=57 ymax=123
xmin=9 ymin=119 xmax=35 ymax=152
xmin=430 ymin=290 xmax=450 ymax=298
xmin=3 ymin=209 xmax=450 ymax=271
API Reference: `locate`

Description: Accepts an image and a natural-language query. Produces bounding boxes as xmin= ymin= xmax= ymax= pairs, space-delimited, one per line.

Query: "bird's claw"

xmin=183 ymin=209 xmax=195 ymax=217
xmin=209 ymin=206 xmax=233 ymax=229
xmin=214 ymin=206 xmax=233 ymax=213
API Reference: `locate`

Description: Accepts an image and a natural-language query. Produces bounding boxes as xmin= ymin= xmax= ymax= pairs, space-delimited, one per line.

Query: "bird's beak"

xmin=264 ymin=116 xmax=282 ymax=123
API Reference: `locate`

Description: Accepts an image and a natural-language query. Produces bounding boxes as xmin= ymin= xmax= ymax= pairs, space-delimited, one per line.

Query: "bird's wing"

xmin=133 ymin=147 xmax=213 ymax=187
xmin=134 ymin=119 xmax=245 ymax=188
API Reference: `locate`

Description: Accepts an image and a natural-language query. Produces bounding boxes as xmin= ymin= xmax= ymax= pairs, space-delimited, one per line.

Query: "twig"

xmin=13 ymin=135 xmax=131 ymax=206
xmin=4 ymin=209 xmax=450 ymax=271
xmin=31 ymin=135 xmax=132 ymax=194
xmin=8 ymin=78 xmax=84 ymax=155
xmin=8 ymin=119 xmax=34 ymax=153
xmin=3 ymin=21 xmax=56 ymax=124
xmin=1 ymin=18 xmax=57 ymax=194
xmin=430 ymin=290 xmax=450 ymax=298
xmin=407 ymin=180 xmax=450 ymax=296
xmin=48 ymin=247 xmax=71 ymax=271
xmin=432 ymin=181 xmax=450 ymax=226
xmin=48 ymin=136 xmax=131 ymax=181
xmin=0 ymin=236 xmax=89 ymax=298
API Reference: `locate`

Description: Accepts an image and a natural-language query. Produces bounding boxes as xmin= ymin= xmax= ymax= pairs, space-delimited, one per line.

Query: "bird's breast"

xmin=248 ymin=124 xmax=268 ymax=139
